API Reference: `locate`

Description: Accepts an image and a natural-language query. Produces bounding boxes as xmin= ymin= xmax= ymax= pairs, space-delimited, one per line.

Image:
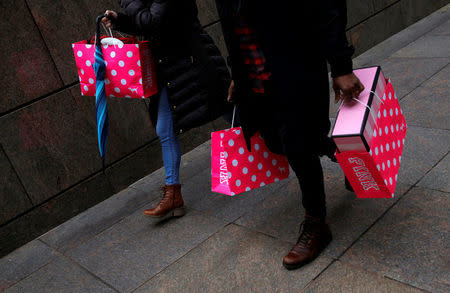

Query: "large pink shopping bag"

xmin=332 ymin=67 xmax=407 ymax=198
xmin=211 ymin=127 xmax=290 ymax=196
xmin=72 ymin=36 xmax=158 ymax=99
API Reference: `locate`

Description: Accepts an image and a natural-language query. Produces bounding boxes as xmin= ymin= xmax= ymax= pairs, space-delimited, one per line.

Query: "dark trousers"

xmin=283 ymin=137 xmax=327 ymax=219
xmin=228 ymin=2 xmax=334 ymax=218
xmin=227 ymin=102 xmax=331 ymax=219
xmin=259 ymin=58 xmax=332 ymax=220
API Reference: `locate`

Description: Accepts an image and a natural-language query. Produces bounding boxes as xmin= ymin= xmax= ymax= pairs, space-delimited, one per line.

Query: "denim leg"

xmin=156 ymin=87 xmax=181 ymax=185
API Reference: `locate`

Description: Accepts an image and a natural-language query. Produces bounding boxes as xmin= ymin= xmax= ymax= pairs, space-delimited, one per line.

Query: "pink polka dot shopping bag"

xmin=332 ymin=66 xmax=407 ymax=198
xmin=72 ymin=35 xmax=157 ymax=99
xmin=211 ymin=127 xmax=290 ymax=196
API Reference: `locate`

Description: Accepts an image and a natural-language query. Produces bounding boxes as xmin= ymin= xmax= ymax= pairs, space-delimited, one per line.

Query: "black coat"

xmin=114 ymin=0 xmax=231 ymax=134
xmin=215 ymin=0 xmax=354 ymax=156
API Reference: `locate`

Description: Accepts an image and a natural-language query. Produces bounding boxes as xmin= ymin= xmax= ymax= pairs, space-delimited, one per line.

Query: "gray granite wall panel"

xmin=196 ymin=0 xmax=220 ymax=26
xmin=0 ymin=146 xmax=33 ymax=224
xmin=205 ymin=22 xmax=229 ymax=61
xmin=400 ymin=0 xmax=449 ymax=27
xmin=350 ymin=1 xmax=407 ymax=56
xmin=0 ymin=0 xmax=63 ymax=113
xmin=70 ymin=87 xmax=157 ymax=166
xmin=26 ymin=0 xmax=123 ymax=85
xmin=0 ymin=89 xmax=102 ymax=205
xmin=373 ymin=0 xmax=399 ymax=13
xmin=347 ymin=0 xmax=375 ymax=28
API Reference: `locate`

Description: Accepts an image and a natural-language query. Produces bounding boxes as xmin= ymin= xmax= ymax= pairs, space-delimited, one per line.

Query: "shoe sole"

xmin=144 ymin=207 xmax=186 ymax=218
xmin=282 ymin=259 xmax=313 ymax=270
xmin=282 ymin=236 xmax=332 ymax=270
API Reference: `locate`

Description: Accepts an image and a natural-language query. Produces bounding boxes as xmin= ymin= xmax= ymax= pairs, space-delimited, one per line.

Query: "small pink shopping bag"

xmin=211 ymin=127 xmax=289 ymax=196
xmin=72 ymin=36 xmax=158 ymax=99
xmin=333 ymin=71 xmax=407 ymax=198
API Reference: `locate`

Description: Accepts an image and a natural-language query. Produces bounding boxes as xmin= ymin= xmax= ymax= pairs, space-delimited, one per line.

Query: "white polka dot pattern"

xmin=367 ymin=80 xmax=407 ymax=196
xmin=72 ymin=39 xmax=157 ymax=98
xmin=335 ymin=79 xmax=407 ymax=198
xmin=211 ymin=127 xmax=290 ymax=196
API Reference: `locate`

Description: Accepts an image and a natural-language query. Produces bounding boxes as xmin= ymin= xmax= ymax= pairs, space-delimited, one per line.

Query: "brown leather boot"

xmin=282 ymin=215 xmax=332 ymax=270
xmin=143 ymin=184 xmax=185 ymax=218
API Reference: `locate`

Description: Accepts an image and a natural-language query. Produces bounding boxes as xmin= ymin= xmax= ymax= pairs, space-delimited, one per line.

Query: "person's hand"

xmin=332 ymin=72 xmax=365 ymax=104
xmin=227 ymin=80 xmax=235 ymax=102
xmin=101 ymin=10 xmax=118 ymax=29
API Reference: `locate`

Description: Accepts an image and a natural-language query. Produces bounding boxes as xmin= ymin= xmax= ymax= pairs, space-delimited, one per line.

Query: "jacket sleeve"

xmin=320 ymin=0 xmax=355 ymax=78
xmin=113 ymin=0 xmax=174 ymax=36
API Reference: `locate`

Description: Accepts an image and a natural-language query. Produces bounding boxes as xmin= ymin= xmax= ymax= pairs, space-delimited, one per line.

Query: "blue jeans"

xmin=156 ymin=87 xmax=181 ymax=185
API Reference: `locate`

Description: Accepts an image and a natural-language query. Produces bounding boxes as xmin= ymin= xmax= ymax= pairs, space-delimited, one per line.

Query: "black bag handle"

xmin=95 ymin=14 xmax=105 ymax=46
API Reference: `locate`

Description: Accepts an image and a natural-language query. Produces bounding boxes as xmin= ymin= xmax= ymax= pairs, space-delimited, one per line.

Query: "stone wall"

xmin=1 ymin=0 xmax=447 ymax=257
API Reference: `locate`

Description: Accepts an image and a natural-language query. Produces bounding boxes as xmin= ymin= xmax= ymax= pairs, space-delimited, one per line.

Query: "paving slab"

xmin=428 ymin=19 xmax=450 ymax=36
xmin=352 ymin=4 xmax=450 ymax=68
xmin=68 ymin=208 xmax=227 ymax=293
xmin=400 ymin=64 xmax=450 ymax=129
xmin=341 ymin=187 xmax=450 ymax=293
xmin=3 ymin=254 xmax=117 ymax=293
xmin=0 ymin=240 xmax=58 ymax=292
xmin=179 ymin=166 xmax=290 ymax=223
xmin=417 ymin=152 xmax=450 ymax=192
xmin=40 ymin=187 xmax=149 ymax=253
xmin=129 ymin=136 xmax=284 ymax=225
xmin=134 ymin=224 xmax=332 ymax=293
xmin=303 ymin=260 xmax=426 ymax=293
xmin=380 ymin=57 xmax=449 ymax=99
xmin=129 ymin=140 xmax=211 ymax=194
xmin=235 ymin=157 xmax=410 ymax=258
xmin=392 ymin=35 xmax=450 ymax=58
xmin=398 ymin=126 xmax=450 ymax=186
xmin=0 ymin=170 xmax=117 ymax=258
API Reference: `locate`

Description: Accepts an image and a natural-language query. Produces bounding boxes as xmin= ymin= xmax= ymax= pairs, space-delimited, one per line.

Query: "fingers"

xmin=102 ymin=10 xmax=117 ymax=28
xmin=333 ymin=73 xmax=365 ymax=104
xmin=351 ymin=80 xmax=365 ymax=100
xmin=333 ymin=84 xmax=342 ymax=104
xmin=227 ymin=80 xmax=234 ymax=102
xmin=101 ymin=17 xmax=111 ymax=27
xmin=104 ymin=10 xmax=117 ymax=19
xmin=341 ymin=88 xmax=353 ymax=102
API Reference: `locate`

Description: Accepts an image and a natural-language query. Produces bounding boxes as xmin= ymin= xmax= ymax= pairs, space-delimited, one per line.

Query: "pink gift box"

xmin=332 ymin=66 xmax=387 ymax=152
xmin=333 ymin=75 xmax=407 ymax=198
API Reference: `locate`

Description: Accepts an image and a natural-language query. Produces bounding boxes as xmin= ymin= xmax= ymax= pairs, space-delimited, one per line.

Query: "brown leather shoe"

xmin=143 ymin=184 xmax=185 ymax=218
xmin=282 ymin=215 xmax=332 ymax=270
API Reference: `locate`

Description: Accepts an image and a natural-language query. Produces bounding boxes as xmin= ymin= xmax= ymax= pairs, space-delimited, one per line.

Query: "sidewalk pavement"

xmin=1 ymin=5 xmax=449 ymax=293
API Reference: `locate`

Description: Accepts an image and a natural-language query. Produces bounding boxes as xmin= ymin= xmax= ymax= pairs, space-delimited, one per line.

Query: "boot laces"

xmin=159 ymin=185 xmax=171 ymax=204
xmin=297 ymin=220 xmax=318 ymax=247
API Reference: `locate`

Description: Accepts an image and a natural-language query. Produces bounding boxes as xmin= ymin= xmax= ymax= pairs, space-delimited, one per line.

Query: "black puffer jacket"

xmin=114 ymin=0 xmax=231 ymax=134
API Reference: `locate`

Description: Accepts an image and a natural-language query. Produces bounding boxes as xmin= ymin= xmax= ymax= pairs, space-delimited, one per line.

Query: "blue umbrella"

xmin=94 ymin=15 xmax=108 ymax=170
